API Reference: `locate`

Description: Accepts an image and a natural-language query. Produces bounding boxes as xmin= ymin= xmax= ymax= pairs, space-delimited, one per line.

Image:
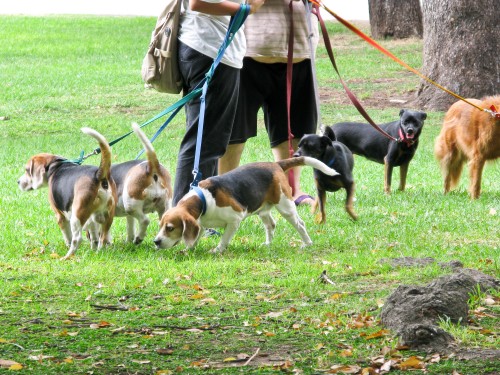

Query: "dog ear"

xmin=399 ymin=109 xmax=405 ymax=117
xmin=182 ymin=215 xmax=201 ymax=248
xmin=323 ymin=126 xmax=336 ymax=141
xmin=420 ymin=112 xmax=427 ymax=120
xmin=321 ymin=135 xmax=334 ymax=147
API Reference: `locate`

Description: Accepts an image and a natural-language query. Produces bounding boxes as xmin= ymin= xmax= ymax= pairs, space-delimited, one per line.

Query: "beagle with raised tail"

xmin=18 ymin=128 xmax=116 ymax=260
xmin=153 ymin=156 xmax=339 ymax=254
xmin=111 ymin=123 xmax=172 ymax=244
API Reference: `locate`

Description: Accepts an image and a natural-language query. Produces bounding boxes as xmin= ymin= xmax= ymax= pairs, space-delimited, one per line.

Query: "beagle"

xmin=153 ymin=156 xmax=339 ymax=254
xmin=18 ymin=128 xmax=116 ymax=260
xmin=111 ymin=123 xmax=172 ymax=244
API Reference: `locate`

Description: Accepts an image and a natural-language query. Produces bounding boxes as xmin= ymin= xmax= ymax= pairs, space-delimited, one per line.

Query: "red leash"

xmin=310 ymin=0 xmax=500 ymax=120
xmin=286 ymin=0 xmax=296 ymax=191
xmin=312 ymin=3 xmax=398 ymax=142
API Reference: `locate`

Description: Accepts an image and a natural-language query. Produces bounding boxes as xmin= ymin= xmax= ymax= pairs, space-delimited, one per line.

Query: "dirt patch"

xmin=319 ymin=79 xmax=418 ymax=111
xmin=380 ymin=265 xmax=500 ymax=357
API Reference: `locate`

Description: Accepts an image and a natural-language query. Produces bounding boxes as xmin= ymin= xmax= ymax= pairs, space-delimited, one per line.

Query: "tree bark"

xmin=416 ymin=0 xmax=500 ymax=111
xmin=368 ymin=0 xmax=422 ymax=39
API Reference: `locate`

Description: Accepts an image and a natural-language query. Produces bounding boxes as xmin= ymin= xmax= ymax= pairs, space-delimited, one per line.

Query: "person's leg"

xmin=173 ymin=42 xmax=240 ymax=205
xmin=219 ymin=57 xmax=268 ymax=174
xmin=264 ymin=60 xmax=317 ymax=206
xmin=218 ymin=143 xmax=245 ymax=174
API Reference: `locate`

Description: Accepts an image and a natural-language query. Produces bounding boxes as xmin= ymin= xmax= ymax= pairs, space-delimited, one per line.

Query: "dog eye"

xmin=165 ymin=225 xmax=174 ymax=232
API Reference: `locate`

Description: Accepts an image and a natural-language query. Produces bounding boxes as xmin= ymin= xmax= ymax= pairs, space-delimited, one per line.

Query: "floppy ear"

xmin=399 ymin=109 xmax=405 ymax=117
xmin=420 ymin=112 xmax=427 ymax=121
xmin=32 ymin=160 xmax=48 ymax=189
xmin=182 ymin=215 xmax=201 ymax=248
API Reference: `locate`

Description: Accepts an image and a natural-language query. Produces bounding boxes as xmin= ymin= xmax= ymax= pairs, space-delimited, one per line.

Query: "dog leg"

xmin=258 ymin=209 xmax=276 ymax=245
xmin=126 ymin=216 xmax=136 ymax=242
xmin=442 ymin=150 xmax=465 ymax=194
xmin=61 ymin=218 xmax=84 ymax=260
xmin=130 ymin=211 xmax=150 ymax=244
xmin=210 ymin=222 xmax=240 ymax=254
xmin=98 ymin=215 xmax=113 ymax=249
xmin=468 ymin=157 xmax=485 ymax=199
xmin=345 ymin=181 xmax=358 ymax=220
xmin=399 ymin=163 xmax=409 ymax=191
xmin=275 ymin=198 xmax=312 ymax=247
xmin=56 ymin=214 xmax=72 ymax=247
xmin=317 ymin=189 xmax=327 ymax=224
xmin=85 ymin=220 xmax=100 ymax=249
xmin=384 ymin=157 xmax=393 ymax=194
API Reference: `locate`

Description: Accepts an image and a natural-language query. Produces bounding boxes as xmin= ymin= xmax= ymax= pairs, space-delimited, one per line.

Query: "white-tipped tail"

xmin=303 ymin=156 xmax=339 ymax=176
xmin=132 ymin=122 xmax=155 ymax=154
xmin=81 ymin=127 xmax=108 ymax=145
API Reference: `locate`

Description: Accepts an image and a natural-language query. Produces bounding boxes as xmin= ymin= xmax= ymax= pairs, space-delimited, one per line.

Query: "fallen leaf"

xmin=156 ymin=348 xmax=174 ymax=356
xmin=9 ymin=363 xmax=23 ymax=370
xmin=365 ymin=329 xmax=390 ymax=340
xmin=328 ymin=364 xmax=361 ymax=374
xmin=264 ymin=311 xmax=284 ymax=319
xmin=0 ymin=360 xmax=21 ymax=368
xmin=399 ymin=356 xmax=424 ymax=370
xmin=131 ymin=359 xmax=151 ymax=364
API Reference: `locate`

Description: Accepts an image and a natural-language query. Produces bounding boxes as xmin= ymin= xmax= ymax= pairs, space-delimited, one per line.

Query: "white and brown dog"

xmin=153 ymin=157 xmax=339 ymax=254
xmin=18 ymin=128 xmax=116 ymax=260
xmin=111 ymin=123 xmax=172 ymax=244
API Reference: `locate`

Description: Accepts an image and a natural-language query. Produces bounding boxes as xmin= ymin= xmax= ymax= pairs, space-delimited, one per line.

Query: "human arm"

xmin=189 ymin=0 xmax=265 ymax=15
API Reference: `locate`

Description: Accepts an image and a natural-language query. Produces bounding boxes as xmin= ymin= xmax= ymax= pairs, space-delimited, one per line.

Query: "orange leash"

xmin=310 ymin=0 xmax=500 ymax=119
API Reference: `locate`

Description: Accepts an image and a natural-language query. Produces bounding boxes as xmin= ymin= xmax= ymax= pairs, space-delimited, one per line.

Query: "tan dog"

xmin=435 ymin=96 xmax=500 ymax=199
xmin=18 ymin=128 xmax=116 ymax=259
xmin=153 ymin=156 xmax=339 ymax=254
xmin=111 ymin=123 xmax=172 ymax=244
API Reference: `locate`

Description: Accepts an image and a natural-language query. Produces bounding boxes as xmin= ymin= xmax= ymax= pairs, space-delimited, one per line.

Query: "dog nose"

xmin=407 ymin=128 xmax=414 ymax=134
xmin=293 ymin=151 xmax=301 ymax=157
xmin=153 ymin=238 xmax=161 ymax=247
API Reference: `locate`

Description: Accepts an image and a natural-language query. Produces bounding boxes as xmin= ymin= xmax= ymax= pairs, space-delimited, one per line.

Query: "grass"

xmin=1 ymin=15 xmax=499 ymax=375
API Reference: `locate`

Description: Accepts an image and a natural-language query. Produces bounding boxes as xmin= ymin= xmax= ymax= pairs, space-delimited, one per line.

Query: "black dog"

xmin=332 ymin=109 xmax=427 ymax=194
xmin=294 ymin=127 xmax=357 ymax=223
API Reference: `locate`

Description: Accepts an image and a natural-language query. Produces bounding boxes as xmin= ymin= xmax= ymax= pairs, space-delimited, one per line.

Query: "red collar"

xmin=399 ymin=127 xmax=415 ymax=147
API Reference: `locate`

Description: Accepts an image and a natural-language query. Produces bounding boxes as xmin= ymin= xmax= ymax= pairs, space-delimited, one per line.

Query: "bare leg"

xmin=218 ymin=143 xmax=245 ymax=174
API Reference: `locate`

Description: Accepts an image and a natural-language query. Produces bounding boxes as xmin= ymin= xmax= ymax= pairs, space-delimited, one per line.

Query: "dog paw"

xmin=133 ymin=237 xmax=143 ymax=245
xmin=209 ymin=246 xmax=224 ymax=254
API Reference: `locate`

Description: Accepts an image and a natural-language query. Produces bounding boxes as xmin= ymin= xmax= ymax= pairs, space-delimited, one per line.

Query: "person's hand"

xmin=247 ymin=0 xmax=265 ymax=14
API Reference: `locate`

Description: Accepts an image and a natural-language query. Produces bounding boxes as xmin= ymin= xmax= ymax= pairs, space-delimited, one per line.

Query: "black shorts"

xmin=230 ymin=58 xmax=318 ymax=147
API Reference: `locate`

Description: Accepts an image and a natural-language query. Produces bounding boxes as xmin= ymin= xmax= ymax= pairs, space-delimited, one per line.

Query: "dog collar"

xmin=191 ymin=186 xmax=207 ymax=216
xmin=398 ymin=127 xmax=415 ymax=147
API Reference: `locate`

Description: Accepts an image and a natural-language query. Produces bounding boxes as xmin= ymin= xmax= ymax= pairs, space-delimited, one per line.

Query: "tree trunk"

xmin=368 ymin=0 xmax=422 ymax=39
xmin=416 ymin=0 xmax=500 ymax=111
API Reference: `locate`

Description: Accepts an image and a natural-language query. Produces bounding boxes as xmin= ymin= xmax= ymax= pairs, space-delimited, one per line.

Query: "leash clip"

xmin=486 ymin=105 xmax=500 ymax=120
xmin=190 ymin=169 xmax=203 ymax=189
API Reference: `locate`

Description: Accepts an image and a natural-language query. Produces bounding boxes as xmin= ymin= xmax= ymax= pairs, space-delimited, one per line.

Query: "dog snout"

xmin=293 ymin=150 xmax=301 ymax=157
xmin=407 ymin=128 xmax=414 ymax=135
xmin=153 ymin=238 xmax=162 ymax=248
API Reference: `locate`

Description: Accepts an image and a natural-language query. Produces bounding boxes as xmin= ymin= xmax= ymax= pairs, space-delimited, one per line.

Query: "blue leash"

xmin=190 ymin=4 xmax=250 ymax=187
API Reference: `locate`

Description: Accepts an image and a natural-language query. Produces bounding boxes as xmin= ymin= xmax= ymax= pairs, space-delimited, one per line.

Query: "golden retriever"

xmin=434 ymin=95 xmax=500 ymax=198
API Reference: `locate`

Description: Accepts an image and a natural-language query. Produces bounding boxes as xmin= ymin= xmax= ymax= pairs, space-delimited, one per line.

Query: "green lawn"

xmin=0 ymin=16 xmax=498 ymax=374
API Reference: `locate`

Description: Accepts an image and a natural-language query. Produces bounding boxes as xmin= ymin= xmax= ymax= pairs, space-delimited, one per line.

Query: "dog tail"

xmin=132 ymin=123 xmax=162 ymax=175
xmin=278 ymin=156 xmax=339 ymax=176
xmin=81 ymin=127 xmax=112 ymax=181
